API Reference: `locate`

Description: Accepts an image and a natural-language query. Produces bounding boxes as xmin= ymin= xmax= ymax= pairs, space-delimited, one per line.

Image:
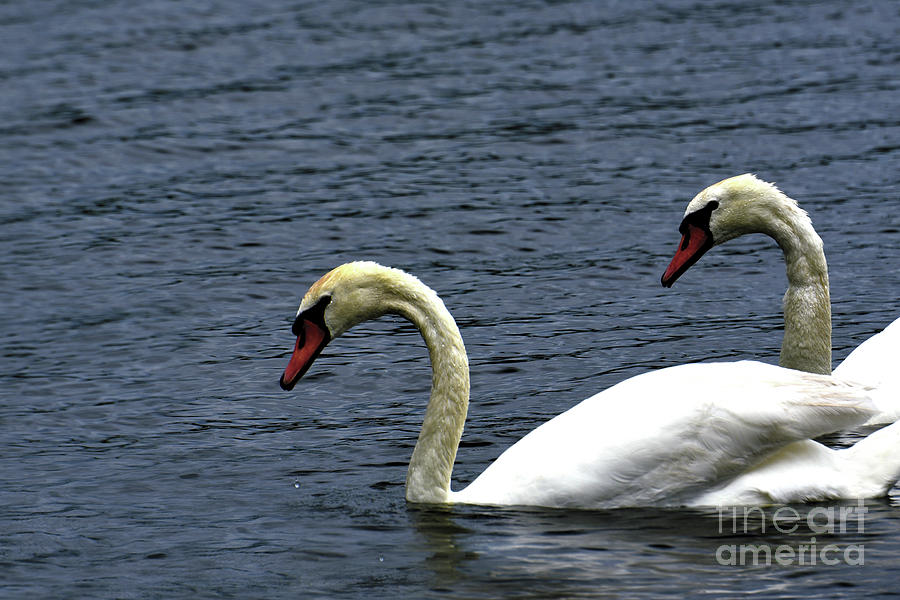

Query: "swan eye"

xmin=679 ymin=200 xmax=720 ymax=235
xmin=291 ymin=295 xmax=332 ymax=338
xmin=291 ymin=315 xmax=304 ymax=339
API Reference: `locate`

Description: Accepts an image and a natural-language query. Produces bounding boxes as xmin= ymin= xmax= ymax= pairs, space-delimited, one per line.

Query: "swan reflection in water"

xmin=405 ymin=498 xmax=897 ymax=596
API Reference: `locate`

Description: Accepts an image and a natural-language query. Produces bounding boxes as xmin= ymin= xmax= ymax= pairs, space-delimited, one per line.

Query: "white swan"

xmin=280 ymin=261 xmax=900 ymax=508
xmin=661 ymin=173 xmax=900 ymax=425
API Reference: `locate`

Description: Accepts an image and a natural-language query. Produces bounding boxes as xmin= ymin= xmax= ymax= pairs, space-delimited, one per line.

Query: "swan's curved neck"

xmin=764 ymin=199 xmax=832 ymax=374
xmin=384 ymin=275 xmax=469 ymax=504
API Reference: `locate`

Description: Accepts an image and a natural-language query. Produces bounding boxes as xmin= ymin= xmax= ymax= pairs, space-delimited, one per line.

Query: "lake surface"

xmin=2 ymin=0 xmax=899 ymax=598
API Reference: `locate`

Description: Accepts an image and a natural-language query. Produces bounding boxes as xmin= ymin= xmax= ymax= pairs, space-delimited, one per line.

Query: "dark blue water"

xmin=3 ymin=0 xmax=900 ymax=597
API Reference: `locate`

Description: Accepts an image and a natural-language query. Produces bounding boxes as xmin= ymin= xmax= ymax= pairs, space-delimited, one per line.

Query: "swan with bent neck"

xmin=662 ymin=174 xmax=900 ymax=424
xmin=280 ymin=261 xmax=900 ymax=507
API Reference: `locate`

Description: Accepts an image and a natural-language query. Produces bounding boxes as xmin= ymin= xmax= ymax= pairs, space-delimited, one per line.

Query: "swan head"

xmin=279 ymin=261 xmax=411 ymax=390
xmin=661 ymin=173 xmax=796 ymax=287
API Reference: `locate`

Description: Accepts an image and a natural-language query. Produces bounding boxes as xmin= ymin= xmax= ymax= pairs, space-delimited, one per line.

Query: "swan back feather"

xmin=453 ymin=361 xmax=874 ymax=508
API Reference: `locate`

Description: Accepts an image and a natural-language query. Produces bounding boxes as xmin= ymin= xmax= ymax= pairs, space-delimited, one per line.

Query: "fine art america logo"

xmin=716 ymin=500 xmax=867 ymax=566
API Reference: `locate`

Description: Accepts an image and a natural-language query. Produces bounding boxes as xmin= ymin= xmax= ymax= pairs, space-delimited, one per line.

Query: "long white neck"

xmin=382 ymin=273 xmax=470 ymax=504
xmin=756 ymin=194 xmax=832 ymax=374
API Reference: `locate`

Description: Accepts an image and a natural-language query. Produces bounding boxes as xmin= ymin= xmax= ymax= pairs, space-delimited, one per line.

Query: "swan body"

xmin=833 ymin=317 xmax=900 ymax=400
xmin=662 ymin=174 xmax=900 ymax=425
xmin=695 ymin=421 xmax=900 ymax=505
xmin=280 ymin=261 xmax=900 ymax=508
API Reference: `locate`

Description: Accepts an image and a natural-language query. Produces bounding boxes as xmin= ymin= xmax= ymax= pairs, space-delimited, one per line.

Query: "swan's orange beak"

xmin=661 ymin=222 xmax=713 ymax=287
xmin=280 ymin=318 xmax=330 ymax=391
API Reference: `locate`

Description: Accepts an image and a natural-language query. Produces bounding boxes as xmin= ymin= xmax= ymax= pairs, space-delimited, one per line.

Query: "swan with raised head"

xmin=280 ymin=261 xmax=900 ymax=507
xmin=661 ymin=174 xmax=900 ymax=425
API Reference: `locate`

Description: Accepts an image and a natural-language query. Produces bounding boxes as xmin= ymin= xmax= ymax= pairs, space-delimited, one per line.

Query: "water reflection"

xmin=408 ymin=498 xmax=900 ymax=597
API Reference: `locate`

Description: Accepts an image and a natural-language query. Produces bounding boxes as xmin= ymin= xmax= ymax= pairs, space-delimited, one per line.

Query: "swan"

xmin=661 ymin=173 xmax=900 ymax=425
xmin=279 ymin=261 xmax=900 ymax=508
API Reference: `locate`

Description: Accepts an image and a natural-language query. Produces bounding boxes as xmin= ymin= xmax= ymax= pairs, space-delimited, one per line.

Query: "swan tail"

xmin=842 ymin=421 xmax=900 ymax=496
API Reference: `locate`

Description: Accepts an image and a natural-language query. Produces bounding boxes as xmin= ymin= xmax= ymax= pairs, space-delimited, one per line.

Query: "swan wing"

xmin=695 ymin=418 xmax=900 ymax=505
xmin=453 ymin=361 xmax=874 ymax=508
xmin=834 ymin=316 xmax=900 ymax=425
